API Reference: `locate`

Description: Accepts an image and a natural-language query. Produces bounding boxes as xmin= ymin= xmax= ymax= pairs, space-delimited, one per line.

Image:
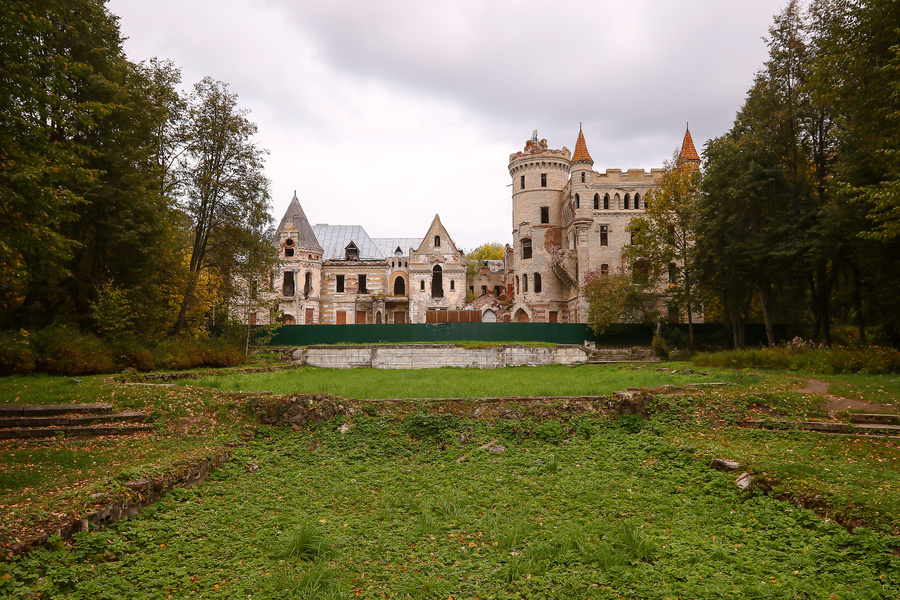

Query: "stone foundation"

xmin=291 ymin=344 xmax=588 ymax=369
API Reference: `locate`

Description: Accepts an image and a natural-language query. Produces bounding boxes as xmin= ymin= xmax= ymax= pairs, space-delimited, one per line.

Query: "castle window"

xmin=358 ymin=274 xmax=367 ymax=294
xmin=450 ymin=279 xmax=455 ymax=291
xmin=635 ymin=193 xmax=641 ymax=209
xmin=432 ymin=265 xmax=443 ymax=298
xmin=604 ymin=194 xmax=610 ymax=210
xmin=336 ymin=274 xmax=345 ymax=293
xmin=540 ymin=207 xmax=549 ymax=224
xmin=283 ymin=271 xmax=294 ymax=296
xmin=521 ymin=238 xmax=532 ymax=260
xmin=668 ymin=262 xmax=677 ymax=284
xmin=420 ymin=280 xmax=425 ymax=291
xmin=624 ymin=194 xmax=631 ymax=210
xmin=534 ymin=273 xmax=542 ymax=293
xmin=593 ymin=194 xmax=599 ymax=210
xmin=482 ymin=285 xmax=487 ymax=295
xmin=434 ymin=235 xmax=441 ymax=247
xmin=494 ymin=285 xmax=501 ymax=296
xmin=541 ymin=173 xmax=547 ymax=187
xmin=304 ymin=272 xmax=313 ymax=297
xmin=574 ymin=193 xmax=580 ymax=209
xmin=285 ymin=247 xmax=294 ymax=257
xmin=601 ymin=264 xmax=609 ymax=275
xmin=614 ymin=193 xmax=620 ymax=209
xmin=581 ymin=172 xmax=586 ymax=183
xmin=599 ymin=225 xmax=608 ymax=247
xmin=520 ymin=175 xmax=525 ymax=189
xmin=394 ymin=276 xmax=406 ymax=296
xmin=523 ymin=274 xmax=529 ymax=292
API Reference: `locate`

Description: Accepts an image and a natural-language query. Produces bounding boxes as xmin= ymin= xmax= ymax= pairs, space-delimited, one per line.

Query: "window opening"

xmin=581 ymin=172 xmax=586 ymax=183
xmin=534 ymin=273 xmax=542 ymax=293
xmin=600 ymin=264 xmax=609 ymax=276
xmin=604 ymin=194 xmax=610 ymax=210
xmin=521 ymin=238 xmax=532 ymax=259
xmin=520 ymin=175 xmax=525 ymax=189
xmin=574 ymin=193 xmax=580 ymax=209
xmin=345 ymin=242 xmax=359 ymax=260
xmin=283 ymin=271 xmax=295 ymax=296
xmin=420 ymin=280 xmax=425 ymax=291
xmin=304 ymin=272 xmax=312 ymax=297
xmin=599 ymin=225 xmax=608 ymax=247
xmin=540 ymin=173 xmax=547 ymax=187
xmin=540 ymin=207 xmax=549 ymax=224
xmin=434 ymin=235 xmax=441 ymax=247
xmin=431 ymin=265 xmax=443 ymax=298
xmin=593 ymin=194 xmax=599 ymax=209
xmin=336 ymin=274 xmax=345 ymax=293
xmin=668 ymin=262 xmax=677 ymax=284
xmin=481 ymin=285 xmax=487 ymax=295
xmin=285 ymin=247 xmax=294 ymax=257
xmin=523 ymin=274 xmax=528 ymax=292
xmin=394 ymin=276 xmax=405 ymax=296
xmin=635 ymin=193 xmax=641 ymax=209
xmin=450 ymin=280 xmax=455 ymax=291
xmin=624 ymin=194 xmax=630 ymax=210
xmin=358 ymin=274 xmax=367 ymax=294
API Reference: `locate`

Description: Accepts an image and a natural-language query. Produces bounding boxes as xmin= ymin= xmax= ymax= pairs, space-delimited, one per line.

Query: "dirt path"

xmin=791 ymin=378 xmax=898 ymax=414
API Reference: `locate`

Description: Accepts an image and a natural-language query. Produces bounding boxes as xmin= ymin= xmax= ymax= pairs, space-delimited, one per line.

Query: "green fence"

xmin=259 ymin=322 xmax=777 ymax=348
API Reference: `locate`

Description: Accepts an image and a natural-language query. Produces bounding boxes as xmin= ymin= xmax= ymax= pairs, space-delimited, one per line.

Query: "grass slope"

xmin=3 ymin=421 xmax=898 ymax=599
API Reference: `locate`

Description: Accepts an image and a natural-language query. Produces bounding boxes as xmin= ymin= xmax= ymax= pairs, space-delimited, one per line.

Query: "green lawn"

xmin=179 ymin=363 xmax=761 ymax=399
xmin=3 ymin=420 xmax=898 ymax=599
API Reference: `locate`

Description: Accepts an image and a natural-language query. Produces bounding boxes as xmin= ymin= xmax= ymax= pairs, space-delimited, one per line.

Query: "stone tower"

xmin=507 ymin=137 xmax=571 ymax=322
xmin=273 ymin=192 xmax=323 ymax=324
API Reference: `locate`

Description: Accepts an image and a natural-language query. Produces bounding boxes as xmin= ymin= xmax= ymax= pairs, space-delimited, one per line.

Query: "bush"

xmin=154 ymin=336 xmax=244 ymax=370
xmin=0 ymin=331 xmax=36 ymax=375
xmin=32 ymin=325 xmax=116 ymax=375
xmin=692 ymin=346 xmax=900 ymax=374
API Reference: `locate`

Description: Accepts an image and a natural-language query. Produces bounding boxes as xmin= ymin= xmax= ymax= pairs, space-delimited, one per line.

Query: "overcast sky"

xmin=108 ymin=0 xmax=789 ymax=250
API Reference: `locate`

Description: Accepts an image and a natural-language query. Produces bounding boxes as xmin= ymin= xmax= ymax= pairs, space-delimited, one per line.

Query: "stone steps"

xmin=586 ymin=347 xmax=659 ymax=363
xmin=0 ymin=404 xmax=152 ymax=440
xmin=742 ymin=419 xmax=900 ymax=436
xmin=848 ymin=413 xmax=900 ymax=425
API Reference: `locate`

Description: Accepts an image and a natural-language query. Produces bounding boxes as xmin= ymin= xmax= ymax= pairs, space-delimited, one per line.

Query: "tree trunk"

xmin=173 ymin=272 xmax=199 ymax=335
xmin=759 ymin=282 xmax=776 ymax=347
xmin=849 ymin=262 xmax=866 ymax=346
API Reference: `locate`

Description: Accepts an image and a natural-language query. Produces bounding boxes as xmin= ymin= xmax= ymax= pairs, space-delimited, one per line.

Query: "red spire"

xmin=679 ymin=126 xmax=700 ymax=163
xmin=572 ymin=127 xmax=593 ymax=164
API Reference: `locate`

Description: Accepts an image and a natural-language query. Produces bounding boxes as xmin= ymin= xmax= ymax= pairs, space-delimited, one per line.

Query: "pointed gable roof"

xmin=415 ymin=214 xmax=460 ymax=255
xmin=571 ymin=127 xmax=593 ymax=164
xmin=679 ymin=127 xmax=701 ymax=163
xmin=274 ymin=192 xmax=322 ymax=251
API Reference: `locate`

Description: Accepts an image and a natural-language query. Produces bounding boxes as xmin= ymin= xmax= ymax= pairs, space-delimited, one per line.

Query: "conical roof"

xmin=274 ymin=192 xmax=323 ymax=251
xmin=679 ymin=127 xmax=700 ymax=162
xmin=572 ymin=128 xmax=593 ymax=164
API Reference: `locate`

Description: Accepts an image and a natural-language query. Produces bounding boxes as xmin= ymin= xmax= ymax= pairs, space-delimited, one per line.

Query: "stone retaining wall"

xmin=291 ymin=344 xmax=588 ymax=369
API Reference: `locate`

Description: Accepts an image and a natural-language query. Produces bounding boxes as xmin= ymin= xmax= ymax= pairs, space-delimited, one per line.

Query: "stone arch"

xmin=593 ymin=193 xmax=599 ymax=209
xmin=514 ymin=308 xmax=529 ymax=322
xmin=634 ymin=192 xmax=641 ymax=209
xmin=482 ymin=309 xmax=497 ymax=322
xmin=604 ymin=193 xmax=610 ymax=209
xmin=574 ymin=193 xmax=580 ymax=209
xmin=432 ymin=265 xmax=443 ymax=298
xmin=624 ymin=193 xmax=631 ymax=209
xmin=375 ymin=311 xmax=383 ymax=324
xmin=392 ymin=274 xmax=407 ymax=296
xmin=614 ymin=193 xmax=621 ymax=209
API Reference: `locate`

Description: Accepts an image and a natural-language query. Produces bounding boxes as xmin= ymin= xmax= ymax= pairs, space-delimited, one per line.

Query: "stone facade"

xmin=290 ymin=344 xmax=588 ymax=369
xmin=240 ymin=127 xmax=699 ymax=326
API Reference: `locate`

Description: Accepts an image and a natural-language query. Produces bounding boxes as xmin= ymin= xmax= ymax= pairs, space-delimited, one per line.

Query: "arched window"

xmin=581 ymin=172 xmax=586 ymax=183
xmin=603 ymin=194 xmax=610 ymax=210
xmin=450 ymin=280 xmax=455 ymax=291
xmin=431 ymin=265 xmax=443 ymax=297
xmin=534 ymin=273 xmax=542 ymax=293
xmin=574 ymin=193 xmax=580 ymax=209
xmin=434 ymin=235 xmax=441 ymax=247
xmin=304 ymin=272 xmax=313 ymax=297
xmin=624 ymin=193 xmax=631 ymax=209
xmin=521 ymin=238 xmax=532 ymax=259
xmin=634 ymin=193 xmax=641 ymax=209
xmin=393 ymin=276 xmax=406 ymax=296
xmin=523 ymin=274 xmax=529 ymax=292
xmin=614 ymin=193 xmax=620 ymax=209
xmin=593 ymin=194 xmax=599 ymax=209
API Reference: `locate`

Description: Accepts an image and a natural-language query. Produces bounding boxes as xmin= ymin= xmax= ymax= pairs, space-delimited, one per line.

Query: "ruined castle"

xmin=245 ymin=128 xmax=700 ymax=325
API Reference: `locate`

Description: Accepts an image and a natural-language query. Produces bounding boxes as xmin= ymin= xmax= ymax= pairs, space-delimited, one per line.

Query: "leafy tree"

xmin=626 ymin=156 xmax=702 ymax=350
xmin=582 ymin=268 xmax=659 ymax=336
xmin=465 ymin=242 xmax=505 ymax=277
xmin=172 ymin=78 xmax=275 ymax=334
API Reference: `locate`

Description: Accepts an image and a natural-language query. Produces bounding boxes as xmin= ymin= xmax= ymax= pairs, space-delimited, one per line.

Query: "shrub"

xmin=0 ymin=331 xmax=35 ymax=375
xmin=277 ymin=524 xmax=335 ymax=561
xmin=154 ymin=336 xmax=245 ymax=370
xmin=693 ymin=346 xmax=900 ymax=374
xmin=32 ymin=325 xmax=116 ymax=375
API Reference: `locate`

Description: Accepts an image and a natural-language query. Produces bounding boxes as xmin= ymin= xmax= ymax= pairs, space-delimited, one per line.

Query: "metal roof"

xmin=373 ymin=238 xmax=422 ymax=257
xmin=312 ymin=225 xmax=385 ymax=260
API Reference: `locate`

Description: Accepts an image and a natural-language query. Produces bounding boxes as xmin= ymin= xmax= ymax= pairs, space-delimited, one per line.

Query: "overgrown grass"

xmin=4 ymin=421 xmax=898 ymax=599
xmin=182 ymin=363 xmax=758 ymax=398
